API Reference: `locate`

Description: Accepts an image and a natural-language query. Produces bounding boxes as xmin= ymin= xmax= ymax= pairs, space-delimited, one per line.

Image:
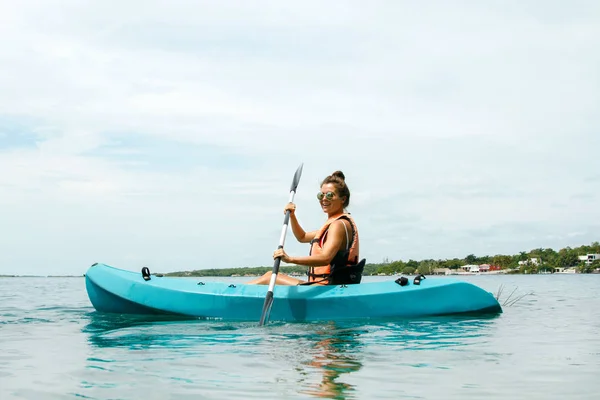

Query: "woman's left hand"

xmin=273 ymin=248 xmax=291 ymax=263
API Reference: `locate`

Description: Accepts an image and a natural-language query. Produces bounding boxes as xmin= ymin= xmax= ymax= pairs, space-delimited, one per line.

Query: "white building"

xmin=461 ymin=264 xmax=480 ymax=272
xmin=518 ymin=257 xmax=540 ymax=266
xmin=578 ymin=254 xmax=600 ymax=266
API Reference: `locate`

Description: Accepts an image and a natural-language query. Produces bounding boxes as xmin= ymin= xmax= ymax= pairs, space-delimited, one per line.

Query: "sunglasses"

xmin=317 ymin=191 xmax=336 ymax=201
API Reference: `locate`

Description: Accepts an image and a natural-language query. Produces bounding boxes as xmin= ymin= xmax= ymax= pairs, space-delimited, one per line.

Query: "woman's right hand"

xmin=284 ymin=202 xmax=296 ymax=215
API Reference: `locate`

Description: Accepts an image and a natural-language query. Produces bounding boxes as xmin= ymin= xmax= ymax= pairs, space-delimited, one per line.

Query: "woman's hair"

xmin=321 ymin=170 xmax=350 ymax=208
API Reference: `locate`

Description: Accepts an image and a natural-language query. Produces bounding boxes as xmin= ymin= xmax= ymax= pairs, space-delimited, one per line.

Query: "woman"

xmin=246 ymin=170 xmax=363 ymax=286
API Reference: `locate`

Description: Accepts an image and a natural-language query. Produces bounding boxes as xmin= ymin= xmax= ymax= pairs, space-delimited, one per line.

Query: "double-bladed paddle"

xmin=259 ymin=163 xmax=304 ymax=326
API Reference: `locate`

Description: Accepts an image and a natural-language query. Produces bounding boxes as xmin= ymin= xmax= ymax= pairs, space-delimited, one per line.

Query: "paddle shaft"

xmin=258 ymin=191 xmax=296 ymax=326
xmin=259 ymin=164 xmax=303 ymax=325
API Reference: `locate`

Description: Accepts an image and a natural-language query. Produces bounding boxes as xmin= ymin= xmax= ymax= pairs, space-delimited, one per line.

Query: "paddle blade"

xmin=258 ymin=291 xmax=274 ymax=326
xmin=290 ymin=163 xmax=303 ymax=192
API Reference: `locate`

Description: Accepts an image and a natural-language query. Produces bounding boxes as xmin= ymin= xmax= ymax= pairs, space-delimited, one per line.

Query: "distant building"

xmin=518 ymin=257 xmax=540 ymax=266
xmin=462 ymin=264 xmax=479 ymax=273
xmin=433 ymin=268 xmax=451 ymax=275
xmin=578 ymin=254 xmax=600 ymax=266
xmin=479 ymin=264 xmax=491 ymax=272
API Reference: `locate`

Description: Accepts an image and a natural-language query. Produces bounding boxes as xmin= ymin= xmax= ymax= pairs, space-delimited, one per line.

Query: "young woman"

xmin=246 ymin=170 xmax=363 ymax=286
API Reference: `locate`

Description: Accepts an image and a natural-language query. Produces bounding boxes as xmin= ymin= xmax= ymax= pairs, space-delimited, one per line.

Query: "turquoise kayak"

xmin=85 ymin=263 xmax=502 ymax=322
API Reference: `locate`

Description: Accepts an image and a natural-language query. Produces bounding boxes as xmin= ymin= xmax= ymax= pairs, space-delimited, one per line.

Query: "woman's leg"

xmin=246 ymin=271 xmax=305 ymax=285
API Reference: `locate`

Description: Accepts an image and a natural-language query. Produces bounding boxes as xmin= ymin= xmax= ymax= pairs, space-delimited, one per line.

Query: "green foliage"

xmin=557 ymin=247 xmax=578 ymax=268
xmin=492 ymin=255 xmax=513 ymax=269
xmin=579 ymin=259 xmax=600 ymax=274
xmin=438 ymin=258 xmax=463 ymax=269
xmin=163 ymin=241 xmax=600 ymax=277
xmin=417 ymin=260 xmax=438 ymax=275
xmin=465 ymin=254 xmax=477 ymax=264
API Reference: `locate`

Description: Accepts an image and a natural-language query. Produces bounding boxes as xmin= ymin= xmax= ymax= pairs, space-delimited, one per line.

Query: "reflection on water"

xmin=298 ymin=316 xmax=497 ymax=399
xmin=80 ymin=312 xmax=498 ymax=398
xmin=368 ymin=315 xmax=499 ymax=349
xmin=82 ymin=313 xmax=497 ymax=348
xmin=82 ymin=312 xmax=200 ymax=348
xmin=299 ymin=323 xmax=364 ymax=399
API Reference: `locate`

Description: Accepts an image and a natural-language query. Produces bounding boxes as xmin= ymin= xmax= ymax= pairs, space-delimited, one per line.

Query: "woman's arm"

xmin=290 ymin=213 xmax=317 ymax=243
xmin=285 ymin=202 xmax=317 ymax=243
xmin=287 ymin=220 xmax=347 ymax=266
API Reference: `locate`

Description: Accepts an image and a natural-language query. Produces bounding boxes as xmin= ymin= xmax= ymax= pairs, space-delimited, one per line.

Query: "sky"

xmin=0 ymin=0 xmax=599 ymax=276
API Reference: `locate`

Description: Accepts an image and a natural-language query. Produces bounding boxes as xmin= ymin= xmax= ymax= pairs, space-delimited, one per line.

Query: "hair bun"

xmin=331 ymin=170 xmax=345 ymax=181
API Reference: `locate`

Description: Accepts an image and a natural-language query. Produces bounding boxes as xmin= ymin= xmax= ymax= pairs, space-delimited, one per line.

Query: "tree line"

xmin=164 ymin=241 xmax=600 ymax=277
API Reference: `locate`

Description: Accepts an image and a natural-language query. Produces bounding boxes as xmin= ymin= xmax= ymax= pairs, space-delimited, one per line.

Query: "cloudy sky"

xmin=0 ymin=1 xmax=598 ymax=276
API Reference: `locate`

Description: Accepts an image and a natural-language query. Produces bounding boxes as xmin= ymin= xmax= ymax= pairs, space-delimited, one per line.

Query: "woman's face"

xmin=317 ymin=183 xmax=344 ymax=214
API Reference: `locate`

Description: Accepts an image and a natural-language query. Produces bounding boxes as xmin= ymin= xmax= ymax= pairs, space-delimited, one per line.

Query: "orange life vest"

xmin=307 ymin=213 xmax=360 ymax=285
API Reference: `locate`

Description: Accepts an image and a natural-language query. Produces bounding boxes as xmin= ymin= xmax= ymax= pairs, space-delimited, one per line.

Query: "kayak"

xmin=85 ymin=263 xmax=502 ymax=322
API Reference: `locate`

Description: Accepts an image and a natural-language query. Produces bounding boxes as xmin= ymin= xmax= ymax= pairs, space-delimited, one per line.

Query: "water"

xmin=1 ymin=274 xmax=599 ymax=399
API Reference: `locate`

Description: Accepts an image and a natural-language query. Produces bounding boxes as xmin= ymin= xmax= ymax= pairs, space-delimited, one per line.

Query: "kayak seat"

xmin=301 ymin=258 xmax=366 ymax=286
xmin=329 ymin=258 xmax=366 ymax=285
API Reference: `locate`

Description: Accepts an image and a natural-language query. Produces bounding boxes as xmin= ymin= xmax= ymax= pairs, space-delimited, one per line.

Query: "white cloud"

xmin=0 ymin=1 xmax=599 ymax=275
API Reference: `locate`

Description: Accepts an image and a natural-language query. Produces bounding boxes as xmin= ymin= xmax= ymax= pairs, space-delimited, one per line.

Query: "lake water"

xmin=1 ymin=274 xmax=599 ymax=399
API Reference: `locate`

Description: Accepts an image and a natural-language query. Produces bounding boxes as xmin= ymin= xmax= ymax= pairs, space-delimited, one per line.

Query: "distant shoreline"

xmin=2 ymin=241 xmax=598 ymax=278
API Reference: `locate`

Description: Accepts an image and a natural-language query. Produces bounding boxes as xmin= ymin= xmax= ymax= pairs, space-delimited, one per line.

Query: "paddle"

xmin=259 ymin=162 xmax=304 ymax=326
